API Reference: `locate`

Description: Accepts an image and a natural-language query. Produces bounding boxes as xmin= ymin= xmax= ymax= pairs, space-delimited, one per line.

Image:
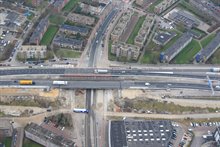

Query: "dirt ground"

xmin=121 ymin=89 xmax=220 ymax=108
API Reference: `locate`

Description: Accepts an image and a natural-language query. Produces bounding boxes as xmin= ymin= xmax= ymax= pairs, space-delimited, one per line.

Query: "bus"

xmin=19 ymin=80 xmax=34 ymax=85
xmin=73 ymin=108 xmax=89 ymax=113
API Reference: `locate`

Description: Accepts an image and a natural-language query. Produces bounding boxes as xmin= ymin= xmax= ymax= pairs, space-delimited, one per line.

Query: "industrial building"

xmin=195 ymin=32 xmax=220 ymax=63
xmin=160 ymin=32 xmax=193 ymax=63
xmin=109 ymin=119 xmax=173 ymax=147
xmin=29 ymin=18 xmax=49 ymax=45
xmin=168 ymin=10 xmax=200 ymax=28
xmin=134 ymin=14 xmax=155 ymax=47
xmin=25 ymin=122 xmax=75 ymax=147
xmin=111 ymin=9 xmax=134 ymax=42
xmin=111 ymin=42 xmax=140 ymax=60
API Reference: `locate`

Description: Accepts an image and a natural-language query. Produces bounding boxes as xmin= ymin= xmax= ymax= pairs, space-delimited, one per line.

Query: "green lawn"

xmin=49 ymin=14 xmax=65 ymax=25
xmin=126 ymin=16 xmax=145 ymax=44
xmin=40 ymin=25 xmax=58 ymax=46
xmin=201 ymin=33 xmax=216 ymax=48
xmin=173 ymin=39 xmax=201 ymax=64
xmin=191 ymin=28 xmax=207 ymax=38
xmin=62 ymin=0 xmax=79 ymax=13
xmin=4 ymin=137 xmax=12 ymax=147
xmin=147 ymin=0 xmax=163 ymax=12
xmin=208 ymin=48 xmax=220 ymax=64
xmin=23 ymin=138 xmax=43 ymax=147
xmin=55 ymin=49 xmax=81 ymax=58
xmin=140 ymin=30 xmax=181 ymax=64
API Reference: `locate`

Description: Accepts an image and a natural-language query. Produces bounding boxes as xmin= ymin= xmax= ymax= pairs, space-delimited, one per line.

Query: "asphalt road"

xmin=0 ymin=80 xmax=213 ymax=90
xmin=0 ymin=67 xmax=218 ymax=80
xmin=85 ymin=90 xmax=92 ymax=147
xmin=88 ymin=9 xmax=118 ymax=67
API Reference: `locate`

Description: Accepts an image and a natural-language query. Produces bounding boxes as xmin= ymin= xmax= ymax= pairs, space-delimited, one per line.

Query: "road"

xmin=85 ymin=90 xmax=92 ymax=147
xmin=0 ymin=80 xmax=214 ymax=90
xmin=0 ymin=67 xmax=219 ymax=81
xmin=88 ymin=9 xmax=118 ymax=67
xmin=105 ymin=112 xmax=220 ymax=119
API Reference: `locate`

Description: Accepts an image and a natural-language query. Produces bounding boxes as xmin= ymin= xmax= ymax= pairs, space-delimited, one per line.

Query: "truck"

xmin=145 ymin=82 xmax=150 ymax=86
xmin=210 ymin=68 xmax=220 ymax=72
xmin=73 ymin=108 xmax=89 ymax=113
xmin=94 ymin=69 xmax=108 ymax=74
xmin=19 ymin=80 xmax=34 ymax=85
xmin=52 ymin=81 xmax=68 ymax=85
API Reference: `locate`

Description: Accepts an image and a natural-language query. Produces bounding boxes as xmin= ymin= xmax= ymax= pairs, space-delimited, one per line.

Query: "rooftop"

xmin=54 ymin=36 xmax=83 ymax=46
xmin=153 ymin=32 xmax=177 ymax=45
xmin=60 ymin=24 xmax=89 ymax=34
xmin=110 ymin=120 xmax=173 ymax=147
xmin=163 ymin=32 xmax=192 ymax=60
xmin=25 ymin=122 xmax=75 ymax=147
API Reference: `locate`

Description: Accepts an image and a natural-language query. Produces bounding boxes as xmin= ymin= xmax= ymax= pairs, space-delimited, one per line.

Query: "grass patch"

xmin=208 ymin=48 xmax=220 ymax=64
xmin=55 ymin=49 xmax=81 ymax=58
xmin=4 ymin=137 xmax=12 ymax=147
xmin=62 ymin=0 xmax=79 ymax=13
xmin=23 ymin=138 xmax=43 ymax=147
xmin=140 ymin=41 xmax=158 ymax=64
xmin=191 ymin=28 xmax=207 ymax=39
xmin=49 ymin=14 xmax=65 ymax=25
xmin=172 ymin=39 xmax=201 ymax=64
xmin=147 ymin=0 xmax=163 ymax=12
xmin=40 ymin=25 xmax=58 ymax=46
xmin=201 ymin=33 xmax=216 ymax=48
xmin=127 ymin=16 xmax=145 ymax=44
xmin=108 ymin=40 xmax=117 ymax=61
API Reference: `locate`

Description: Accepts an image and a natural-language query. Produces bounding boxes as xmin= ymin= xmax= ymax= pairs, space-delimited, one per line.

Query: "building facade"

xmin=53 ymin=36 xmax=83 ymax=50
xmin=111 ymin=42 xmax=140 ymax=60
xmin=111 ymin=9 xmax=134 ymax=42
xmin=60 ymin=24 xmax=89 ymax=36
xmin=51 ymin=0 xmax=69 ymax=13
xmin=29 ymin=19 xmax=49 ymax=45
xmin=67 ymin=13 xmax=95 ymax=26
xmin=154 ymin=0 xmax=178 ymax=14
xmin=25 ymin=123 xmax=75 ymax=147
xmin=18 ymin=45 xmax=47 ymax=59
xmin=134 ymin=14 xmax=155 ymax=47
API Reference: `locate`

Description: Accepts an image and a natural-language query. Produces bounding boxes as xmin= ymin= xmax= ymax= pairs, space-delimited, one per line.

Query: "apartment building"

xmin=160 ymin=32 xmax=193 ymax=63
xmin=29 ymin=18 xmax=49 ymax=45
xmin=79 ymin=2 xmax=102 ymax=15
xmin=53 ymin=36 xmax=83 ymax=50
xmin=32 ymin=0 xmax=42 ymax=7
xmin=111 ymin=9 xmax=134 ymax=42
xmin=154 ymin=0 xmax=178 ymax=14
xmin=67 ymin=13 xmax=95 ymax=26
xmin=135 ymin=0 xmax=144 ymax=6
xmin=51 ymin=0 xmax=69 ymax=13
xmin=195 ymin=32 xmax=220 ymax=63
xmin=111 ymin=42 xmax=140 ymax=60
xmin=25 ymin=123 xmax=75 ymax=147
xmin=18 ymin=45 xmax=47 ymax=59
xmin=134 ymin=14 xmax=155 ymax=47
xmin=60 ymin=24 xmax=89 ymax=36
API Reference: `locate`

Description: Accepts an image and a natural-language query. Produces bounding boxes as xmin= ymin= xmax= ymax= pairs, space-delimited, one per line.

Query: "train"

xmin=19 ymin=80 xmax=34 ymax=85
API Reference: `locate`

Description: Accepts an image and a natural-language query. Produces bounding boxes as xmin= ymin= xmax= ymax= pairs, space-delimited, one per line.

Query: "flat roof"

xmin=154 ymin=32 xmax=176 ymax=45
xmin=60 ymin=24 xmax=89 ymax=34
xmin=110 ymin=120 xmax=173 ymax=147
